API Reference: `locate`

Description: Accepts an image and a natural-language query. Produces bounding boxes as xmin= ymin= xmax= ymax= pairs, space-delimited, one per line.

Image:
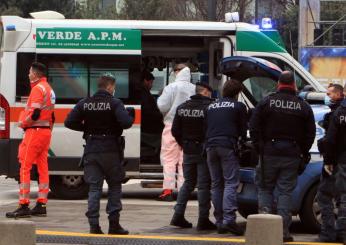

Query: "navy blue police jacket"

xmin=171 ymin=94 xmax=214 ymax=154
xmin=325 ymin=99 xmax=346 ymax=165
xmin=249 ymin=89 xmax=315 ymax=156
xmin=64 ymin=90 xmax=134 ymax=153
xmin=205 ymin=97 xmax=248 ymax=149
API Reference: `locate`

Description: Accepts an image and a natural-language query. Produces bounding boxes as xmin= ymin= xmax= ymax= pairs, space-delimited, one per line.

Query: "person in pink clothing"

xmin=157 ymin=64 xmax=196 ymax=201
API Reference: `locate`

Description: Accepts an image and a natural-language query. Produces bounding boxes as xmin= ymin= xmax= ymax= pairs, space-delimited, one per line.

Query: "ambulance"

xmin=0 ymin=11 xmax=325 ymax=199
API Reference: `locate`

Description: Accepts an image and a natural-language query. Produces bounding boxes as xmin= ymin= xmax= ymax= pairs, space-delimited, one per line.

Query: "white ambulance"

xmin=0 ymin=11 xmax=325 ymax=198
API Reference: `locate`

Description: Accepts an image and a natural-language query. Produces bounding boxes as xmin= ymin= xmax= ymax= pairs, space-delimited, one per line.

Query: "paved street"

xmin=0 ymin=175 xmax=334 ymax=244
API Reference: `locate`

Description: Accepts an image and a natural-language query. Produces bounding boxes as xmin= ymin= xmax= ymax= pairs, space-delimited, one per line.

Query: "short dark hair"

xmin=278 ymin=71 xmax=295 ymax=84
xmin=142 ymin=71 xmax=154 ymax=82
xmin=222 ymin=79 xmax=242 ymax=98
xmin=329 ymin=83 xmax=344 ymax=94
xmin=31 ymin=62 xmax=47 ymax=77
xmin=98 ymin=73 xmax=116 ymax=89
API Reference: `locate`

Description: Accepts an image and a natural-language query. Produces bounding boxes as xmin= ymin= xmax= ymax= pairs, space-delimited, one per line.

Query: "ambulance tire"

xmin=50 ymin=175 xmax=89 ymax=200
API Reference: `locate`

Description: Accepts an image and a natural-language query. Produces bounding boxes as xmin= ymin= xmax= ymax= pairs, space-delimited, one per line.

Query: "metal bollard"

xmin=0 ymin=219 xmax=36 ymax=245
xmin=245 ymin=214 xmax=283 ymax=245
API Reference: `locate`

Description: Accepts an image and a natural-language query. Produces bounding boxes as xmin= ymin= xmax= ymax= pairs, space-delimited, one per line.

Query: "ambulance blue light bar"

xmin=261 ymin=18 xmax=272 ymax=29
xmin=6 ymin=25 xmax=16 ymax=31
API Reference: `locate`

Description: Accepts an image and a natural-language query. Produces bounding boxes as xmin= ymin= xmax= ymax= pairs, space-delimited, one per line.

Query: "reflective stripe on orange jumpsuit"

xmin=18 ymin=77 xmax=55 ymax=204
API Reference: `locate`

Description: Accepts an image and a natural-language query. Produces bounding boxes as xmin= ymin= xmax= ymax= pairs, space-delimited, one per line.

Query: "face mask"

xmin=324 ymin=95 xmax=332 ymax=106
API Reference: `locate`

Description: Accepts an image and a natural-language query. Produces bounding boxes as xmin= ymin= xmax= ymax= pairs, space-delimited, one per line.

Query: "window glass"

xmin=89 ymin=65 xmax=129 ymax=98
xmin=48 ymin=62 xmax=88 ymax=100
xmin=243 ymin=76 xmax=277 ymax=102
xmin=151 ymin=68 xmax=167 ymax=95
xmin=256 ymin=56 xmax=309 ymax=91
xmin=16 ymin=53 xmax=140 ymax=104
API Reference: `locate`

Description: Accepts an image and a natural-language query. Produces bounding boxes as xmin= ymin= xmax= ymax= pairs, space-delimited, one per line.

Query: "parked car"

xmin=220 ymin=56 xmax=330 ymax=233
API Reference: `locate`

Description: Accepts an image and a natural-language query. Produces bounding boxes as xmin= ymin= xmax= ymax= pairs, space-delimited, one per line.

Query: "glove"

xmin=126 ymin=107 xmax=135 ymax=118
xmin=298 ymin=153 xmax=311 ymax=175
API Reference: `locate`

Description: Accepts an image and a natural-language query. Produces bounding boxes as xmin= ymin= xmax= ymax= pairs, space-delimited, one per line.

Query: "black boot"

xmin=109 ymin=219 xmax=129 ymax=235
xmin=217 ymin=223 xmax=244 ymax=236
xmin=196 ymin=217 xmax=217 ymax=231
xmin=90 ymin=225 xmax=104 ymax=234
xmin=6 ymin=204 xmax=31 ymax=218
xmin=30 ymin=202 xmax=47 ymax=217
xmin=170 ymin=213 xmax=192 ymax=228
xmin=283 ymin=236 xmax=294 ymax=242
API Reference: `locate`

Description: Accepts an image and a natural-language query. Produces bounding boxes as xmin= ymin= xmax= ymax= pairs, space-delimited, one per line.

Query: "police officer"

xmin=170 ymin=82 xmax=215 ymax=230
xmin=64 ymin=74 xmax=134 ymax=235
xmin=317 ymin=83 xmax=344 ymax=242
xmin=324 ymin=93 xmax=346 ymax=244
xmin=249 ymin=71 xmax=315 ymax=242
xmin=205 ymin=79 xmax=247 ymax=235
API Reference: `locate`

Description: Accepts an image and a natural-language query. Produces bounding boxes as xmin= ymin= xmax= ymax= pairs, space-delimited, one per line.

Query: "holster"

xmin=258 ymin=140 xmax=265 ymax=188
xmin=78 ymin=144 xmax=86 ymax=168
xmin=118 ymin=136 xmax=126 ymax=166
xmin=298 ymin=153 xmax=311 ymax=175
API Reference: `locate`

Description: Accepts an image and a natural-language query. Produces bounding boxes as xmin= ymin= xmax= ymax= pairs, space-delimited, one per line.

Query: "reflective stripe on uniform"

xmin=19 ymin=183 xmax=30 ymax=189
xmin=31 ymin=120 xmax=51 ymax=127
xmin=28 ymin=103 xmax=42 ymax=109
xmin=19 ymin=183 xmax=30 ymax=201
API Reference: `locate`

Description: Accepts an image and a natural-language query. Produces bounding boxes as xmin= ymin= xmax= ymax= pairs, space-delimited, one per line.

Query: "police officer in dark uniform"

xmin=170 ymin=82 xmax=215 ymax=230
xmin=324 ymin=94 xmax=346 ymax=244
xmin=64 ymin=74 xmax=134 ymax=235
xmin=205 ymin=79 xmax=247 ymax=235
xmin=249 ymin=71 xmax=315 ymax=242
xmin=317 ymin=83 xmax=344 ymax=242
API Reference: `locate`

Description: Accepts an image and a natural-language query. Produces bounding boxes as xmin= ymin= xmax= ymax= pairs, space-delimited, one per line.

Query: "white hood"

xmin=175 ymin=67 xmax=191 ymax=83
xmin=157 ymin=67 xmax=195 ymax=124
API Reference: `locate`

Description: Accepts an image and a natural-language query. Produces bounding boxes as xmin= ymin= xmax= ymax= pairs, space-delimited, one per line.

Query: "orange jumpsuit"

xmin=18 ymin=77 xmax=55 ymax=204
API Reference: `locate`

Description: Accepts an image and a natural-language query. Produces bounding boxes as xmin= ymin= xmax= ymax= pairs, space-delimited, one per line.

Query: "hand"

xmin=324 ymin=164 xmax=334 ymax=176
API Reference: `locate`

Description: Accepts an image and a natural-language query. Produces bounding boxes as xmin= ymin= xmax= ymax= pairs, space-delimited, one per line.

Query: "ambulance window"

xmin=47 ymin=61 xmax=88 ymax=102
xmin=255 ymin=57 xmax=309 ymax=91
xmin=243 ymin=76 xmax=277 ymax=102
xmin=16 ymin=53 xmax=35 ymax=101
xmin=89 ymin=65 xmax=129 ymax=99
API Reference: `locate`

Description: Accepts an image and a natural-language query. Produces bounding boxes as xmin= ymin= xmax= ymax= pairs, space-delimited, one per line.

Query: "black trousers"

xmin=83 ymin=152 xmax=124 ymax=225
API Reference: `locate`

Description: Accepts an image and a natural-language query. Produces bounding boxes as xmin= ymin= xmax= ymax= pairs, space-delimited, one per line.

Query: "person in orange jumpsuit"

xmin=6 ymin=62 xmax=55 ymax=218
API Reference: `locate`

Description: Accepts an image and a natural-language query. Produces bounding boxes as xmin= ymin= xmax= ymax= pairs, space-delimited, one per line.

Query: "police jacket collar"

xmin=94 ymin=89 xmax=113 ymax=97
xmin=190 ymin=94 xmax=212 ymax=101
xmin=277 ymin=88 xmax=296 ymax=95
xmin=330 ymin=98 xmax=343 ymax=110
xmin=341 ymin=98 xmax=346 ymax=107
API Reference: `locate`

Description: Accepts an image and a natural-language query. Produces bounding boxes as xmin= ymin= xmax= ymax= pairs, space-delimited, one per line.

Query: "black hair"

xmin=98 ymin=73 xmax=116 ymax=89
xmin=329 ymin=83 xmax=344 ymax=94
xmin=278 ymin=71 xmax=294 ymax=84
xmin=222 ymin=79 xmax=242 ymax=98
xmin=31 ymin=62 xmax=47 ymax=77
xmin=141 ymin=71 xmax=154 ymax=82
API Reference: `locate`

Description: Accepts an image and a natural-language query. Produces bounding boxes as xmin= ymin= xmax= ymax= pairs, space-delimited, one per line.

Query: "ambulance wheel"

xmin=50 ymin=175 xmax=88 ymax=199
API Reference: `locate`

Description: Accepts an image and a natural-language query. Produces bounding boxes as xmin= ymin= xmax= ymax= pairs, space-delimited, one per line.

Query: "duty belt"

xmin=267 ymin=138 xmax=297 ymax=144
xmin=183 ymin=140 xmax=202 ymax=144
xmin=86 ymin=134 xmax=119 ymax=140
